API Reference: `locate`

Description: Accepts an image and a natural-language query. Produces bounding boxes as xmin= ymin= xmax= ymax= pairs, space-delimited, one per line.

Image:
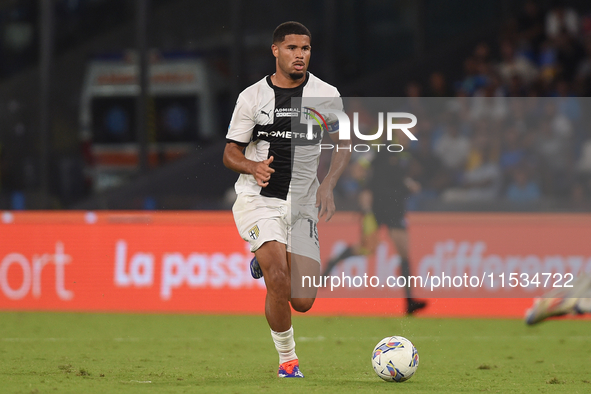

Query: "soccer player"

xmin=525 ymin=274 xmax=591 ymax=325
xmin=321 ymin=136 xmax=427 ymax=315
xmin=223 ymin=21 xmax=350 ymax=378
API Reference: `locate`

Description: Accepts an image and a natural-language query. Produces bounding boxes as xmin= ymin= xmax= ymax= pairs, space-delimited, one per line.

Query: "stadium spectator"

xmin=473 ymin=42 xmax=494 ymax=81
xmin=574 ymin=138 xmax=591 ymax=208
xmin=408 ymin=134 xmax=451 ymax=201
xmin=534 ymin=117 xmax=572 ymax=197
xmin=442 ymin=140 xmax=502 ymax=203
xmin=576 ymin=139 xmax=591 ymax=175
xmin=337 ymin=155 xmax=371 ymax=209
xmin=465 ymin=124 xmax=494 ymax=172
xmin=340 ymin=0 xmax=591 ymax=210
xmin=433 ymin=121 xmax=470 ymax=172
xmin=506 ymin=98 xmax=533 ymax=135
xmin=545 ymin=0 xmax=579 ymax=40
xmin=538 ymin=38 xmax=558 ymax=83
xmin=546 ymin=99 xmax=573 ymax=138
xmin=505 ymin=166 xmax=541 ymax=203
xmin=554 ymin=30 xmax=585 ymax=81
xmin=404 ymin=81 xmax=429 ymax=120
xmin=470 ymin=85 xmax=509 ymax=120
xmin=427 ymin=72 xmax=453 ymax=97
xmin=458 ymin=57 xmax=489 ymax=96
xmin=521 ymin=125 xmax=538 ymax=154
xmin=405 ymin=80 xmax=422 ymax=97
xmin=500 ymin=127 xmax=525 ymax=174
xmin=570 ymin=181 xmax=591 ymax=209
xmin=497 ymin=41 xmax=539 ymax=85
xmin=516 ymin=0 xmax=545 ymax=56
xmin=574 ymin=36 xmax=591 ymax=95
xmin=474 ymin=42 xmax=492 ymax=66
xmin=554 ymin=80 xmax=581 ymax=122
xmin=508 ymin=74 xmax=531 ymax=97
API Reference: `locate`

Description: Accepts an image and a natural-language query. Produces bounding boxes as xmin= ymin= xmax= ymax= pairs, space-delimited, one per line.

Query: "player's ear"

xmin=271 ymin=43 xmax=278 ymax=58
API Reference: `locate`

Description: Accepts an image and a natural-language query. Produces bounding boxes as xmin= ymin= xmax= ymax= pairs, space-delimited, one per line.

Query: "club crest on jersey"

xmin=248 ymin=225 xmax=260 ymax=240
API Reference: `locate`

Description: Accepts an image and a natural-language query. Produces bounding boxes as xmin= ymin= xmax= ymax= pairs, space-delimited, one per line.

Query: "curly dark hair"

xmin=272 ymin=21 xmax=311 ymax=44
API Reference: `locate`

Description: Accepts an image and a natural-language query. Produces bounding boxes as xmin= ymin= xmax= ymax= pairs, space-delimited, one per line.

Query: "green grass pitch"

xmin=0 ymin=312 xmax=589 ymax=393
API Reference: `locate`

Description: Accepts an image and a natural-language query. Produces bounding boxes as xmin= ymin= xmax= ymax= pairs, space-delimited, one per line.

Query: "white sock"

xmin=271 ymin=326 xmax=297 ymax=364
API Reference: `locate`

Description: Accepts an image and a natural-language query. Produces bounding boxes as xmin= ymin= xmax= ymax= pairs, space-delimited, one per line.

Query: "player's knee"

xmin=264 ymin=267 xmax=290 ymax=294
xmin=291 ymin=298 xmax=315 ymax=313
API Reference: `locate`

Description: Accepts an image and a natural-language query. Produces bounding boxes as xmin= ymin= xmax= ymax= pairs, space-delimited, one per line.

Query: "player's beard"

xmin=288 ymin=71 xmax=304 ymax=80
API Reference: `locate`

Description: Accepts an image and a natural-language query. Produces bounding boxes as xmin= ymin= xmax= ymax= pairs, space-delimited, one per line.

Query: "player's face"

xmin=272 ymin=34 xmax=311 ymax=81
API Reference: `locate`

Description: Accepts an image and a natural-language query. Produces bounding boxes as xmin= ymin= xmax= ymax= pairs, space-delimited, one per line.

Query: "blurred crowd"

xmin=2 ymin=0 xmax=591 ymax=211
xmin=336 ymin=0 xmax=591 ymax=211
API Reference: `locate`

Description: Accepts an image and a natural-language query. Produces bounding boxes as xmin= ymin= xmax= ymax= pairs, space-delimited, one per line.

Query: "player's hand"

xmin=251 ymin=156 xmax=275 ymax=187
xmin=316 ymin=181 xmax=336 ymax=222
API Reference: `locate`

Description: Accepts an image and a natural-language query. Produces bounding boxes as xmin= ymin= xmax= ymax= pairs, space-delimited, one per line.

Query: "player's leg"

xmin=232 ymin=195 xmax=302 ymax=376
xmin=388 ymin=225 xmax=427 ymax=315
xmin=321 ymin=245 xmax=355 ymax=276
xmin=321 ymin=211 xmax=379 ymax=276
xmin=573 ymin=275 xmax=591 ymax=314
xmin=289 ymin=252 xmax=319 ymax=312
xmin=388 ymin=228 xmax=409 ymax=264
xmin=289 ymin=214 xmax=322 ymax=310
xmin=525 ymin=274 xmax=591 ymax=325
xmin=255 ymin=240 xmax=303 ymax=377
xmin=575 ymin=296 xmax=591 ymax=314
xmin=322 ymin=190 xmax=377 ymax=276
xmin=255 ymin=240 xmax=291 ymax=332
xmin=389 ymin=227 xmax=411 ymax=297
xmin=260 ymin=214 xmax=320 ymax=378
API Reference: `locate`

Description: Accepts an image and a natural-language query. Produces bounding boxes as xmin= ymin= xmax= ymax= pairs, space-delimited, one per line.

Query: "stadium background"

xmin=1 ymin=0 xmax=591 ymax=318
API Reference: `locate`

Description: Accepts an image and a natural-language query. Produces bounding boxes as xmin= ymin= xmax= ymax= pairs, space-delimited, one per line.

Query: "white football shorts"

xmin=232 ymin=193 xmax=320 ymax=263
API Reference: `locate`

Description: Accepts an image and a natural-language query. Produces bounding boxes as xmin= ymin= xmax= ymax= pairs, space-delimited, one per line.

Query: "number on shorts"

xmin=307 ymin=219 xmax=318 ymax=241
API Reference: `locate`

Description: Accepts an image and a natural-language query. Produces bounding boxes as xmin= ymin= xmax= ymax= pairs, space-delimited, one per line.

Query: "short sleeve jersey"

xmin=226 ymin=72 xmax=341 ymax=204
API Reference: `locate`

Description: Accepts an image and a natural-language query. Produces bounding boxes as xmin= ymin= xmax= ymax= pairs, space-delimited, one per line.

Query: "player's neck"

xmin=270 ymin=71 xmax=306 ymax=89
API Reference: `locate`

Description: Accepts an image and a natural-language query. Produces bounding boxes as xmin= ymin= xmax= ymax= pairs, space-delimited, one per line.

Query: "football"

xmin=371 ymin=336 xmax=419 ymax=382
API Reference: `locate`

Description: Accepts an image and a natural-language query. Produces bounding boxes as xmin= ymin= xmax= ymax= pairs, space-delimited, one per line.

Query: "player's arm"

xmin=223 ymin=93 xmax=275 ymax=188
xmin=223 ymin=143 xmax=275 ymax=188
xmin=316 ymin=130 xmax=351 ymax=221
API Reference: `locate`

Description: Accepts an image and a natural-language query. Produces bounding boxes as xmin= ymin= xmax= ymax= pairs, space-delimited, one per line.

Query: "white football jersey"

xmin=226 ymin=72 xmax=341 ymax=205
